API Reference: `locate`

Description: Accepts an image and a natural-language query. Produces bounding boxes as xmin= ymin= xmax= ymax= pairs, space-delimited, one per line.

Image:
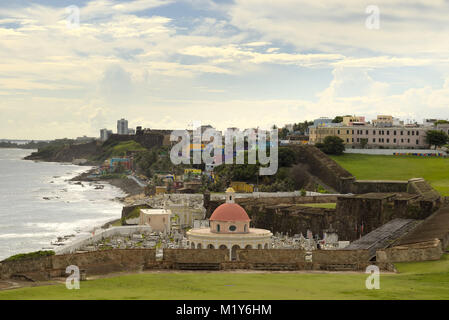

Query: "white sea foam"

xmin=0 ymin=149 xmax=124 ymax=260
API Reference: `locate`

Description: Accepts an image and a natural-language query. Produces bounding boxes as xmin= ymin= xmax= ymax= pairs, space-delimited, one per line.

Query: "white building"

xmin=100 ymin=129 xmax=112 ymax=141
xmin=139 ymin=209 xmax=171 ymax=233
xmin=117 ymin=118 xmax=129 ymax=135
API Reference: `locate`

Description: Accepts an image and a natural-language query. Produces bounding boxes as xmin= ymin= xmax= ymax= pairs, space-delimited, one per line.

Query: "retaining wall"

xmin=376 ymin=240 xmax=443 ymax=263
xmin=0 ymin=249 xmax=157 ymax=280
xmin=55 ymin=226 xmax=153 ymax=255
xmin=351 ymin=180 xmax=409 ymax=194
xmin=163 ymin=249 xmax=229 ymax=263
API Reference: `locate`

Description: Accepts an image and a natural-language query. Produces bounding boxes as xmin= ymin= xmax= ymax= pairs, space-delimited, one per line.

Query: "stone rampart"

xmin=162 ymin=249 xmax=229 ymax=264
xmin=351 ymin=180 xmax=408 ymax=194
xmin=237 ymin=249 xmax=306 ymax=263
xmin=0 ymin=249 xmax=157 ymax=280
xmin=376 ymin=240 xmax=443 ymax=263
xmin=54 ymin=226 xmax=153 ymax=255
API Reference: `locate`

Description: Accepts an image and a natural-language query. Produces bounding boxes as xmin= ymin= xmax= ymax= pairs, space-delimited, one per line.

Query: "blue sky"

xmin=1 ymin=0 xmax=449 ymax=139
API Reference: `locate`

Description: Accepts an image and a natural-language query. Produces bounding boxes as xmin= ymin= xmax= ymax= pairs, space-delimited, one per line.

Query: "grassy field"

xmin=330 ymin=154 xmax=449 ymax=196
xmin=1 ymin=254 xmax=448 ymax=300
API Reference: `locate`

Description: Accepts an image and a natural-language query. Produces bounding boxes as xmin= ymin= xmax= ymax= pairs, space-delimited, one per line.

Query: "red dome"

xmin=209 ymin=203 xmax=251 ymax=222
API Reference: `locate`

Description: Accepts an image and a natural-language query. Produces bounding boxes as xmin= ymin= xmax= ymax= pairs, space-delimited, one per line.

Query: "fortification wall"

xmin=163 ymin=249 xmax=229 ymax=264
xmin=290 ymin=145 xmax=355 ymax=193
xmin=107 ymin=133 xmax=163 ymax=149
xmin=0 ymin=246 xmax=402 ymax=279
xmin=312 ymin=249 xmax=370 ymax=264
xmin=376 ymin=240 xmax=443 ymax=262
xmin=0 ymin=249 xmax=157 ymax=280
xmin=55 ymin=226 xmax=153 ymax=255
xmin=0 ymin=256 xmax=53 ymax=279
xmin=237 ymin=249 xmax=306 ymax=263
xmin=351 ymin=181 xmax=408 ymax=194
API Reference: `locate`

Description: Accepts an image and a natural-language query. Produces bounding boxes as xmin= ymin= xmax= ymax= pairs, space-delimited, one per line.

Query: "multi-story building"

xmin=313 ymin=117 xmax=333 ymax=127
xmin=117 ymin=118 xmax=129 ymax=135
xmin=372 ymin=115 xmax=403 ymax=127
xmin=309 ymin=123 xmax=354 ymax=144
xmin=342 ymin=115 xmax=365 ymax=126
xmin=352 ymin=127 xmax=428 ymax=148
xmin=436 ymin=123 xmax=449 ymax=135
xmin=100 ymin=128 xmax=112 ymax=141
xmin=309 ymin=116 xmax=430 ymax=149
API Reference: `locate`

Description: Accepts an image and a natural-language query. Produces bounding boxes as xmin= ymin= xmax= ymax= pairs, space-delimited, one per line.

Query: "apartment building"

xmin=117 ymin=118 xmax=129 ymax=135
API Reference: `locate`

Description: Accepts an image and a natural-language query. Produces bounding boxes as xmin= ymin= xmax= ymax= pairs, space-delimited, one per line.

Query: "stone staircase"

xmin=408 ymin=178 xmax=441 ymax=201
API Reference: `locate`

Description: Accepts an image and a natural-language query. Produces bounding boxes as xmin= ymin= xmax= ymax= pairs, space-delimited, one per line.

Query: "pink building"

xmin=352 ymin=127 xmax=429 ymax=149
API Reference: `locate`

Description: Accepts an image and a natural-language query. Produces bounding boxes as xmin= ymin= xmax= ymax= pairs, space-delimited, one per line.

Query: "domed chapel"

xmin=187 ymin=188 xmax=272 ymax=260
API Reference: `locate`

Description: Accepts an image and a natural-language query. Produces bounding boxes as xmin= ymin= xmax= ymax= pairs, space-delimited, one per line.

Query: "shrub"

xmin=3 ymin=250 xmax=55 ymax=262
xmin=316 ymin=136 xmax=345 ymax=155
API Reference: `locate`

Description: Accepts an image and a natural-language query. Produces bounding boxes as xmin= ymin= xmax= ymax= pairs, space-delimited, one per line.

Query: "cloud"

xmin=1 ymin=0 xmax=449 ymax=139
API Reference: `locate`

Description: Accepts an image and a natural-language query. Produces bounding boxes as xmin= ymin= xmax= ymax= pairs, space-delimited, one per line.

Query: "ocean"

xmin=0 ymin=148 xmax=126 ymax=260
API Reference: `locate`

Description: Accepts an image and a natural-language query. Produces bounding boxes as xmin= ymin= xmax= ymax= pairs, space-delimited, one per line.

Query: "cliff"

xmin=24 ymin=141 xmax=103 ymax=164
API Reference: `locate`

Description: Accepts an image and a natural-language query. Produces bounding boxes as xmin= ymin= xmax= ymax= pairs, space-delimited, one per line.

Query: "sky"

xmin=1 ymin=0 xmax=449 ymax=139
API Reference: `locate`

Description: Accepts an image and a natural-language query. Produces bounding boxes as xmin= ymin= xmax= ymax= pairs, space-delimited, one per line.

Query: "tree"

xmin=293 ymin=121 xmax=314 ymax=134
xmin=426 ymin=130 xmax=448 ymax=148
xmin=279 ymin=127 xmax=289 ymax=140
xmin=278 ymin=147 xmax=296 ymax=167
xmin=332 ymin=116 xmax=343 ymax=123
xmin=317 ymin=136 xmax=345 ymax=155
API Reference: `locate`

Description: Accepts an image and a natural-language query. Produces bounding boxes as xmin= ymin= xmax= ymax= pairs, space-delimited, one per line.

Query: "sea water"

xmin=0 ymin=148 xmax=125 ymax=260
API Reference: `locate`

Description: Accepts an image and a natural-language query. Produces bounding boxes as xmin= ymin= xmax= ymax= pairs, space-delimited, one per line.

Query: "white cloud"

xmin=1 ymin=0 xmax=449 ymax=139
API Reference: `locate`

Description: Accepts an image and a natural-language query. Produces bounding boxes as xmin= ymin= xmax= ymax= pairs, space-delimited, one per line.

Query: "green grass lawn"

xmin=1 ymin=254 xmax=448 ymax=300
xmin=300 ymin=203 xmax=337 ymax=209
xmin=330 ymin=154 xmax=449 ymax=196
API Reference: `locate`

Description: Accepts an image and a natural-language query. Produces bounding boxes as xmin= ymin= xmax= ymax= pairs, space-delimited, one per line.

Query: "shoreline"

xmin=69 ymin=167 xmax=146 ymax=230
xmin=23 ymin=155 xmax=146 ymax=251
xmin=70 ymin=167 xmax=145 ymax=199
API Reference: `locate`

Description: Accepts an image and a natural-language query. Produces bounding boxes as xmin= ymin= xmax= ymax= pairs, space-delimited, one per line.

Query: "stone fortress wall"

xmin=0 ymin=248 xmax=386 ymax=280
xmin=54 ymin=226 xmax=153 ymax=255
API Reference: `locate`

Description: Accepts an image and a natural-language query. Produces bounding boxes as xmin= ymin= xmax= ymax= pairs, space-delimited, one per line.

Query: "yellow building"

xmin=155 ymin=186 xmax=167 ymax=195
xmin=230 ymin=181 xmax=254 ymax=193
xmin=342 ymin=115 xmax=365 ymax=126
xmin=309 ymin=126 xmax=355 ymax=145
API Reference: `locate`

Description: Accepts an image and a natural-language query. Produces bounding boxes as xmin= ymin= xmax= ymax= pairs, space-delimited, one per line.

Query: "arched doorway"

xmin=197 ymin=243 xmax=202 ymax=249
xmin=264 ymin=243 xmax=268 ymax=249
xmin=231 ymin=245 xmax=240 ymax=261
xmin=207 ymin=244 xmax=215 ymax=249
xmin=191 ymin=242 xmax=195 ymax=249
xmin=257 ymin=244 xmax=262 ymax=249
xmin=219 ymin=244 xmax=227 ymax=250
xmin=245 ymin=244 xmax=252 ymax=249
